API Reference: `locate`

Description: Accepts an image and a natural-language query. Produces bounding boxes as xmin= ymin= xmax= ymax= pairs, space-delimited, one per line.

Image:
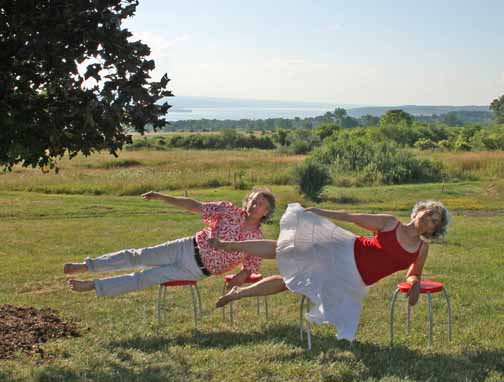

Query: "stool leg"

xmin=299 ymin=295 xmax=305 ymax=341
xmin=256 ymin=296 xmax=260 ymax=315
xmin=221 ymin=283 xmax=227 ymax=320
xmin=306 ymin=298 xmax=312 ymax=351
xmin=162 ymin=286 xmax=168 ymax=320
xmin=389 ymin=288 xmax=400 ymax=344
xmin=264 ymin=296 xmax=269 ymax=321
xmin=230 ymin=301 xmax=234 ymax=324
xmin=195 ymin=284 xmax=203 ymax=319
xmin=189 ymin=285 xmax=198 ymax=330
xmin=407 ymin=301 xmax=411 ymax=335
xmin=442 ymin=288 xmax=452 ymax=341
xmin=428 ymin=292 xmax=433 ymax=348
xmin=157 ymin=285 xmax=164 ymax=335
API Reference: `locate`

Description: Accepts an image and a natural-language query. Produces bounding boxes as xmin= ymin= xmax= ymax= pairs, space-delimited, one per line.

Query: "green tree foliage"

xmin=358 ymin=114 xmax=380 ymax=127
xmin=380 ymin=109 xmax=414 ymax=127
xmin=490 ymin=95 xmax=504 ymax=124
xmin=441 ymin=112 xmax=461 ymax=127
xmin=295 ymin=160 xmax=331 ymax=201
xmin=0 ymin=1 xmax=172 ymax=170
xmin=313 ymin=122 xmax=341 ymax=141
xmin=273 ymin=128 xmax=289 ymax=146
xmin=327 ymin=108 xmax=359 ymax=128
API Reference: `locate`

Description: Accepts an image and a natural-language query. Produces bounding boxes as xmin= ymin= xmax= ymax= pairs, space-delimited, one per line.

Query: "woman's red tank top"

xmin=354 ymin=221 xmax=422 ymax=286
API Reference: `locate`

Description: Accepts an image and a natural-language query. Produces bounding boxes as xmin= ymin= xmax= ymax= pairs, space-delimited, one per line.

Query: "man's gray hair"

xmin=411 ymin=200 xmax=451 ymax=241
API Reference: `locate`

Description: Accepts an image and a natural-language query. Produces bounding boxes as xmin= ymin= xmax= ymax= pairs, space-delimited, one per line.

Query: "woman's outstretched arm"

xmin=141 ymin=191 xmax=202 ymax=213
xmin=208 ymin=238 xmax=277 ymax=259
xmin=305 ymin=207 xmax=397 ymax=232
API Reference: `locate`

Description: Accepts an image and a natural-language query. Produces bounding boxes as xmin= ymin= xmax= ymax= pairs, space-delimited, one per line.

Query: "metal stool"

xmin=390 ymin=280 xmax=452 ymax=347
xmin=299 ymin=295 xmax=313 ymax=351
xmin=221 ymin=273 xmax=269 ymax=324
xmin=157 ymin=280 xmax=203 ymax=334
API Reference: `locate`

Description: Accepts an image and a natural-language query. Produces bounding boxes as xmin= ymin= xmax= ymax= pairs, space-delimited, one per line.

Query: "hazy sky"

xmin=124 ymin=1 xmax=504 ymax=105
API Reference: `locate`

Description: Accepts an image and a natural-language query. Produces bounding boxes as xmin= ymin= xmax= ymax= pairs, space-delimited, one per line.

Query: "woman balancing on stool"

xmin=209 ymin=201 xmax=450 ymax=341
xmin=64 ymin=188 xmax=275 ymax=297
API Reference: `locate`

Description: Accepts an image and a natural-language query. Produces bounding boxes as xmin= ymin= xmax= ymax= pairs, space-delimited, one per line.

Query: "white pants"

xmin=85 ymin=236 xmax=206 ymax=297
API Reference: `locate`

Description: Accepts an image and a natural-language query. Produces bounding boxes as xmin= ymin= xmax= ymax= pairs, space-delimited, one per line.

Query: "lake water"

xmin=166 ymin=107 xmax=333 ymax=121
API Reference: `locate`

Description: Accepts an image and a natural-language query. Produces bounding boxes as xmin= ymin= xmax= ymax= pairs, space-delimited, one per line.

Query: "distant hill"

xmin=347 ymin=105 xmax=489 ymax=118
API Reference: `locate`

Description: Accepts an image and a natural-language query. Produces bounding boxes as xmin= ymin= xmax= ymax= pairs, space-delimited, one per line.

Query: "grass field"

xmin=1 ymin=149 xmax=503 ymax=382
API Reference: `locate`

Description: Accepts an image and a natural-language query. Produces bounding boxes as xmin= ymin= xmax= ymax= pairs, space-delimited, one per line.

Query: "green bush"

xmin=414 ymin=138 xmax=437 ymax=150
xmin=295 ymin=160 xmax=332 ymax=201
xmin=312 ymin=138 xmax=443 ymax=185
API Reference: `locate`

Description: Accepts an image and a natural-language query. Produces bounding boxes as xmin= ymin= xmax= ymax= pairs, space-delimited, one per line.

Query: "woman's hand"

xmin=407 ymin=282 xmax=421 ymax=306
xmin=142 ymin=191 xmax=161 ymax=201
xmin=207 ymin=236 xmax=226 ymax=250
xmin=305 ymin=207 xmax=320 ymax=214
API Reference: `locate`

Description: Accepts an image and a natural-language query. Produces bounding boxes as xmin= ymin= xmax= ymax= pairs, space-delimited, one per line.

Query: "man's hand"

xmin=408 ymin=282 xmax=420 ymax=306
xmin=142 ymin=191 xmax=161 ymax=201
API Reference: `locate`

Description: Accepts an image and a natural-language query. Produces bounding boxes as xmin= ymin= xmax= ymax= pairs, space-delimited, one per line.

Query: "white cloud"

xmin=325 ymin=24 xmax=343 ymax=32
xmin=269 ymin=58 xmax=306 ymax=66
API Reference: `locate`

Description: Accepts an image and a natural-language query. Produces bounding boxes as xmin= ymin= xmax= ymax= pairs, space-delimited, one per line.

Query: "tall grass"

xmin=0 ymin=150 xmax=304 ymax=195
xmin=2 ymin=149 xmax=504 ymax=197
xmin=419 ymin=151 xmax=504 ymax=179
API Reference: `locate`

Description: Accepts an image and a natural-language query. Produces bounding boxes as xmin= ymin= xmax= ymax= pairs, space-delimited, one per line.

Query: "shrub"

xmin=311 ymin=138 xmax=443 ymax=185
xmin=289 ymin=139 xmax=311 ymax=154
xmin=414 ymin=138 xmax=437 ymax=150
xmin=295 ymin=160 xmax=332 ymax=201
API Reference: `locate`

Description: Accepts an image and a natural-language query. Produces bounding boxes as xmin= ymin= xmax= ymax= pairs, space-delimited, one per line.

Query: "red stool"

xmin=390 ymin=280 xmax=452 ymax=347
xmin=157 ymin=280 xmax=203 ymax=334
xmin=221 ymin=273 xmax=269 ymax=324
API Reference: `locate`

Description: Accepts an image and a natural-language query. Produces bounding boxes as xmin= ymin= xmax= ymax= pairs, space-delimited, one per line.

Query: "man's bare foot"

xmin=215 ymin=286 xmax=242 ymax=308
xmin=68 ymin=279 xmax=95 ymax=292
xmin=64 ymin=263 xmax=88 ymax=274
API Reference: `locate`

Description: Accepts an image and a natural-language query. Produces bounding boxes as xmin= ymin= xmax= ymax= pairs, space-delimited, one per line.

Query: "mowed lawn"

xmin=1 ymin=152 xmax=504 ymax=381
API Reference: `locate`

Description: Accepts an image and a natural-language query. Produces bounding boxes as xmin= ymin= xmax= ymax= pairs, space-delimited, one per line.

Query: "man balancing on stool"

xmin=64 ymin=188 xmax=275 ymax=298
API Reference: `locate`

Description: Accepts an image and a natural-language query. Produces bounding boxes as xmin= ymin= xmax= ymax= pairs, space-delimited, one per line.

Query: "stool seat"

xmin=397 ymin=280 xmax=444 ymax=294
xmin=224 ymin=273 xmax=263 ymax=283
xmin=161 ymin=280 xmax=198 ymax=287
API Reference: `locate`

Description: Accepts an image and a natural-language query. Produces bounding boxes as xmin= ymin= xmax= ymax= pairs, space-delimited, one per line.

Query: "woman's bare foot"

xmin=215 ymin=286 xmax=242 ymax=307
xmin=64 ymin=263 xmax=88 ymax=274
xmin=68 ymin=279 xmax=95 ymax=292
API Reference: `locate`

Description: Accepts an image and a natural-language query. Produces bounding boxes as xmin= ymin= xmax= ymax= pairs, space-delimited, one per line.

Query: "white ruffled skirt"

xmin=276 ymin=203 xmax=368 ymax=340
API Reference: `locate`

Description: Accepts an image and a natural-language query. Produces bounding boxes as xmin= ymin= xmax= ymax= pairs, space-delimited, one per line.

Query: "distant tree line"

xmin=132 ymin=106 xmax=504 ymax=154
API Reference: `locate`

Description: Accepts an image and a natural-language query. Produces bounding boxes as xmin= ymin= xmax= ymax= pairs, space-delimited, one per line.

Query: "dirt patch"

xmin=0 ymin=305 xmax=79 ymax=359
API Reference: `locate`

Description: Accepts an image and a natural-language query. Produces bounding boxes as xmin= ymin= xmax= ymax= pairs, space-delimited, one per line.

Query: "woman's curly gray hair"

xmin=411 ymin=200 xmax=451 ymax=241
xmin=242 ymin=187 xmax=276 ymax=223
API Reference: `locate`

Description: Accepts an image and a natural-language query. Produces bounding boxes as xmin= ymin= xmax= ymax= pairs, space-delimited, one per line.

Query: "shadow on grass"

xmin=104 ymin=323 xmax=504 ymax=382
xmin=28 ymin=324 xmax=504 ymax=382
